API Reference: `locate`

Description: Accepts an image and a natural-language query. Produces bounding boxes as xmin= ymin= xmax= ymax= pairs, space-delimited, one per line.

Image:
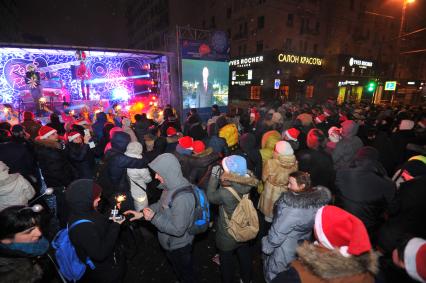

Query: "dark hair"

xmin=289 ymin=171 xmax=312 ymax=191
xmin=50 ymin=113 xmax=60 ymax=123
xmin=134 ymin=114 xmax=142 ymax=121
xmin=0 ymin=205 xmax=40 ymax=240
xmin=0 ymin=122 xmax=11 ymax=132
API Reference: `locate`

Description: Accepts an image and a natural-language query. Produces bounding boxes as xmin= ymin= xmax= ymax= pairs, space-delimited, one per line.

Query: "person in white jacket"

xmin=125 ymin=141 xmax=152 ymax=211
xmin=0 ymin=161 xmax=35 ymax=211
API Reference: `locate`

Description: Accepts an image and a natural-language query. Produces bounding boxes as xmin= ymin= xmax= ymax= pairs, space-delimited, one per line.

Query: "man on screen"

xmin=196 ymin=66 xmax=213 ymax=108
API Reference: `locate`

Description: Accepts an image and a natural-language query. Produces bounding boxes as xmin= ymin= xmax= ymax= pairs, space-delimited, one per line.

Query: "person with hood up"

xmin=100 ymin=131 xmax=148 ymax=212
xmin=66 ymin=179 xmax=126 ymax=283
xmin=0 ymin=161 xmax=35 ymax=211
xmin=260 ymin=130 xmax=282 ymax=163
xmin=188 ymin=140 xmax=220 ymax=190
xmin=272 ymin=205 xmax=378 ymax=283
xmin=206 ymin=155 xmax=259 ymax=283
xmin=205 ymin=122 xmax=228 ymax=156
xmin=335 ymin=146 xmax=395 ymax=243
xmin=125 ymin=153 xmax=196 ymax=283
xmin=103 ymin=127 xmax=123 ymax=154
xmin=258 ymin=141 xmax=298 ymax=223
xmin=332 ymin=120 xmax=363 ymax=170
xmin=262 ymin=171 xmax=331 ymax=282
xmin=125 ymin=141 xmax=152 ymax=211
xmin=216 ymin=115 xmax=239 ymax=152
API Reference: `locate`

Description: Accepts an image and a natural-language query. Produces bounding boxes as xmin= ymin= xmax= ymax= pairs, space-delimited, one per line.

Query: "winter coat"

xmin=0 ymin=246 xmax=44 ymax=283
xmin=377 ymin=176 xmax=426 ymax=253
xmin=125 ymin=142 xmax=152 ymax=211
xmin=272 ymin=242 xmax=378 ymax=283
xmin=164 ymin=135 xmax=179 ymax=153
xmin=260 ymin=130 xmax=282 ymax=163
xmin=160 ymin=116 xmax=181 ymax=137
xmin=335 ymin=161 xmax=395 ymax=239
xmin=205 ymin=123 xmax=228 ymax=156
xmin=68 ymin=143 xmax=95 ymax=179
xmin=207 ymin=171 xmax=259 ymax=251
xmin=0 ymin=162 xmax=35 ymax=211
xmin=21 ymin=120 xmax=41 ymax=140
xmin=92 ymin=112 xmax=108 ymax=141
xmin=219 ymin=123 xmax=239 ymax=149
xmin=391 ymin=130 xmax=418 ymax=166
xmin=258 ymin=153 xmax=298 ymax=219
xmin=34 ymin=139 xmax=76 ymax=188
xmin=296 ymin=149 xmax=335 ymax=192
xmin=262 ymin=187 xmax=331 ymax=282
xmin=66 ymin=180 xmax=124 ymax=283
xmin=235 ymin=133 xmax=263 ymax=180
xmin=148 ymin=153 xmax=195 ymax=251
xmin=0 ymin=141 xmax=37 ymax=182
xmin=332 ymin=120 xmax=363 ymax=170
xmin=187 ymin=122 xmax=207 ymax=141
xmin=133 ymin=118 xmax=153 ymax=143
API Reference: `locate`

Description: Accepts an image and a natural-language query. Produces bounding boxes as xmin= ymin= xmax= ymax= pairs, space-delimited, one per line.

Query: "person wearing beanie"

xmin=335 ymin=146 xmax=395 ymax=243
xmin=164 ymin=127 xmax=181 ymax=153
xmin=124 ymin=153 xmax=197 ymax=283
xmin=21 ymin=111 xmax=41 ymax=140
xmin=207 ymin=155 xmax=259 ymax=283
xmin=378 ymin=156 xmax=426 ymax=254
xmin=103 ymin=126 xmax=123 ymax=154
xmin=98 ymin=131 xmax=149 ymax=212
xmin=175 ymin=135 xmax=194 ymax=156
xmin=393 ymin=237 xmax=426 ymax=283
xmin=262 ymin=171 xmax=331 ymax=282
xmin=67 ymin=130 xmax=96 ymax=179
xmin=272 ymin=205 xmax=378 ymax=283
xmin=66 ymin=179 xmax=126 ymax=283
xmin=234 ymin=132 xmax=263 ymax=180
xmin=205 ymin=122 xmax=229 ymax=156
xmin=125 ymin=141 xmax=152 ymax=211
xmin=259 ymin=141 xmax=298 ymax=222
xmin=332 ymin=120 xmax=364 ymax=170
xmin=283 ymin=128 xmax=300 ymax=151
xmin=160 ymin=113 xmax=182 ymax=137
xmin=296 ymin=129 xmax=335 ymax=192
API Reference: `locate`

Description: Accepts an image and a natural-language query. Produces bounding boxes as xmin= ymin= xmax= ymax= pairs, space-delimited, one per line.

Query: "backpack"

xmin=52 ymin=219 xmax=95 ymax=282
xmin=169 ymin=185 xmax=210 ymax=235
xmin=222 ymin=186 xmax=259 ymax=242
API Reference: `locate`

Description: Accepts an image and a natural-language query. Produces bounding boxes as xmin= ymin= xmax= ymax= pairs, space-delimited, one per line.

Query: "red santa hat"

xmin=324 ymin=109 xmax=332 ymax=117
xmin=404 ymin=238 xmax=426 ymax=283
xmin=38 ymin=126 xmax=57 ymax=140
xmin=166 ymin=127 xmax=177 ymax=137
xmin=67 ymin=131 xmax=81 ymax=142
xmin=192 ymin=140 xmax=206 ymax=154
xmin=284 ymin=128 xmax=300 ymax=141
xmin=314 ymin=205 xmax=372 ymax=257
xmin=178 ymin=136 xmax=193 ymax=150
xmin=315 ymin=114 xmax=327 ymax=124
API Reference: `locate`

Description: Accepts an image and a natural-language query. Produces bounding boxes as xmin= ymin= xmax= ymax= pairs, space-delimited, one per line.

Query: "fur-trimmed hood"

xmin=296 ymin=242 xmax=378 ymax=280
xmin=278 ymin=186 xmax=331 ymax=209
xmin=274 ymin=152 xmax=297 ymax=168
xmin=192 ymin=146 xmax=214 ymax=157
xmin=221 ymin=171 xmax=259 ymax=187
xmin=34 ymin=138 xmax=62 ymax=149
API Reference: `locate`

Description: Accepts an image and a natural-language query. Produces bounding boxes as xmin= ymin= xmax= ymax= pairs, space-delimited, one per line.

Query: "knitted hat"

xmin=400 ymin=120 xmax=415 ymax=130
xmin=167 ymin=127 xmax=177 ymax=137
xmin=38 ymin=126 xmax=57 ymax=139
xmin=275 ymin=141 xmax=294 ymax=155
xmin=284 ymin=128 xmax=300 ymax=141
xmin=404 ymin=237 xmax=426 ymax=283
xmin=314 ymin=205 xmax=372 ymax=257
xmin=315 ymin=114 xmax=326 ymax=124
xmin=222 ymin=155 xmax=247 ymax=176
xmin=178 ymin=136 xmax=193 ymax=150
xmin=192 ymin=140 xmax=206 ymax=154
xmin=67 ymin=131 xmax=81 ymax=142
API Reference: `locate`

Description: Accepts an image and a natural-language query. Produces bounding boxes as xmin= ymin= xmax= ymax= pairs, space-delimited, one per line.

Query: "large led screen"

xmin=182 ymin=59 xmax=228 ymax=109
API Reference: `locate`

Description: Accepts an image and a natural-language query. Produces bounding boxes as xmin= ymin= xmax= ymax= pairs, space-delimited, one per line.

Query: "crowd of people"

xmin=0 ymin=99 xmax=425 ymax=283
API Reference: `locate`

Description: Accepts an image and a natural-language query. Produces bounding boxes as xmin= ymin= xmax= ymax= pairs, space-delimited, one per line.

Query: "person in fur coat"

xmin=262 ymin=171 xmax=331 ymax=282
xmin=272 ymin=205 xmax=378 ymax=283
xmin=258 ymin=141 xmax=298 ymax=222
xmin=125 ymin=141 xmax=152 ymax=211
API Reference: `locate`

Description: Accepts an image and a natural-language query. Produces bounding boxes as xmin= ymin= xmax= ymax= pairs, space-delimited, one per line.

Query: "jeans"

xmin=219 ymin=243 xmax=252 ymax=283
xmin=166 ymin=244 xmax=195 ymax=283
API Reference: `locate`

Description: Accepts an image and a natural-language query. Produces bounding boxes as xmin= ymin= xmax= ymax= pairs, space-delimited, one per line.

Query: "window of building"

xmin=315 ymin=21 xmax=320 ymax=33
xmin=258 ymin=16 xmax=265 ymax=29
xmin=285 ymin=38 xmax=292 ymax=50
xmin=211 ymin=16 xmax=216 ymax=28
xmin=227 ymin=7 xmax=232 ymax=19
xmin=287 ymin=14 xmax=294 ymax=27
xmin=256 ymin=40 xmax=264 ymax=52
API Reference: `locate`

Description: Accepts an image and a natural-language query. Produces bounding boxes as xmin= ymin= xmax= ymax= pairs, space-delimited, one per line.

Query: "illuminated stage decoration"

xmin=0 ymin=47 xmax=167 ymax=105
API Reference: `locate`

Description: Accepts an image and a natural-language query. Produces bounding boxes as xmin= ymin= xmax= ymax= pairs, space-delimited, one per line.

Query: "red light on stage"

xmin=151 ymin=96 xmax=156 ymax=100
xmin=142 ymin=64 xmax=150 ymax=70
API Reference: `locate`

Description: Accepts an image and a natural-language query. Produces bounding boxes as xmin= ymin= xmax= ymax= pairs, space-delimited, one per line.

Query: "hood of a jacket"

xmin=149 ymin=153 xmax=191 ymax=191
xmin=34 ymin=138 xmax=62 ymax=149
xmin=261 ymin=130 xmax=281 ymax=150
xmin=110 ymin=131 xmax=130 ymax=153
xmin=341 ymin=120 xmax=359 ymax=139
xmin=66 ymin=179 xmax=96 ymax=215
xmin=0 ymin=161 xmax=19 ymax=191
xmin=239 ymin=133 xmax=256 ymax=153
xmin=273 ymin=152 xmax=297 ymax=168
xmin=278 ymin=186 xmax=331 ymax=209
xmin=296 ymin=242 xmax=378 ymax=280
xmin=221 ymin=171 xmax=259 ymax=194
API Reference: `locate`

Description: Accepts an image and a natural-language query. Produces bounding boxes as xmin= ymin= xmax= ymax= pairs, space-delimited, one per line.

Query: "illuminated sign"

xmin=338 ymin=80 xmax=359 ymax=86
xmin=384 ymin=81 xmax=397 ymax=91
xmin=277 ymin=54 xmax=323 ymax=66
xmin=348 ymin=57 xmax=373 ymax=69
xmin=407 ymin=81 xmax=415 ymax=85
xmin=229 ymin=56 xmax=264 ymax=68
xmin=274 ymin=79 xmax=281 ymax=89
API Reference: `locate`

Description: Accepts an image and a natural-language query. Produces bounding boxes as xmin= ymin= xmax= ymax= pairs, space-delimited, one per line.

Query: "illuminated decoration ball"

xmin=112 ymin=87 xmax=130 ymax=101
